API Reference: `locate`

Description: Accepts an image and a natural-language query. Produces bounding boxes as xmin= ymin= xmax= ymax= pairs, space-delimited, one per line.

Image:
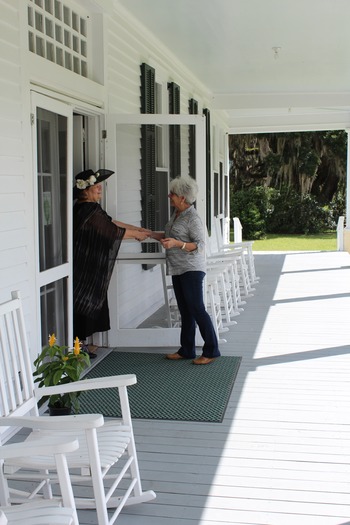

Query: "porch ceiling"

xmin=116 ymin=0 xmax=350 ymax=133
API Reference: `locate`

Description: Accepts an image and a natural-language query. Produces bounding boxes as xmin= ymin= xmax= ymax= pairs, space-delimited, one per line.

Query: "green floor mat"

xmin=79 ymin=351 xmax=241 ymax=423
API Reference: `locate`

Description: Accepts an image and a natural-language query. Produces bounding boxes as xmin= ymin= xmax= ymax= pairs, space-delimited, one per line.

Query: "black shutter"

xmin=214 ymin=172 xmax=219 ymax=217
xmin=203 ymin=108 xmax=211 ymax=230
xmin=188 ymin=98 xmax=198 ymax=178
xmin=220 ymin=161 xmax=224 ymax=215
xmin=168 ymin=82 xmax=181 ymax=179
xmin=140 ymin=63 xmax=157 ymax=263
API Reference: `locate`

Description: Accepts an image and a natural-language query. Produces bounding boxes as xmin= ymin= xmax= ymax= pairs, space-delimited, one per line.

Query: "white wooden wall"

xmin=0 ymin=0 xmax=230 ymax=350
xmin=0 ymin=0 xmax=37 ymax=345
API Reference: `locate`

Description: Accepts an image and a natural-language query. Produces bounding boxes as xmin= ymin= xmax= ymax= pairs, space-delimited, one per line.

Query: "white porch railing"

xmin=232 ymin=217 xmax=243 ymax=243
xmin=337 ymin=216 xmax=344 ymax=251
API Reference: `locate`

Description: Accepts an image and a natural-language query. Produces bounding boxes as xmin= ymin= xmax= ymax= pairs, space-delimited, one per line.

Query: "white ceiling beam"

xmin=213 ymin=92 xmax=350 ymax=110
xmin=228 ymin=111 xmax=350 ymax=134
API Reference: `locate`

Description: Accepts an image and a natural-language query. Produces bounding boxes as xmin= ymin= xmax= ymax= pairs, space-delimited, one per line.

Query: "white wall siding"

xmin=0 ymin=0 xmax=37 ymax=351
xmin=107 ymin=15 xmax=143 ymax=114
xmin=0 ymin=1 xmax=28 ymax=302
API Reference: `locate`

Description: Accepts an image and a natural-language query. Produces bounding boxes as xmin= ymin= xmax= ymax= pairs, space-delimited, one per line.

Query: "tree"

xmin=229 ymin=131 xmax=347 ymax=237
xmin=229 ymin=131 xmax=347 ymax=202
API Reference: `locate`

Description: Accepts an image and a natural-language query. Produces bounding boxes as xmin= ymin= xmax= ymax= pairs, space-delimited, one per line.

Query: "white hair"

xmin=169 ymin=176 xmax=198 ymax=204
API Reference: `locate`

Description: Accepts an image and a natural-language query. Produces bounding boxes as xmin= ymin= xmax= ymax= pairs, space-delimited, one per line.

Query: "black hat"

xmin=74 ymin=169 xmax=114 ymax=190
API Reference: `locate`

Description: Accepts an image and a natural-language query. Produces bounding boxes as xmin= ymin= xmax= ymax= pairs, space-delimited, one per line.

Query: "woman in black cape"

xmin=73 ymin=169 xmax=150 ymax=354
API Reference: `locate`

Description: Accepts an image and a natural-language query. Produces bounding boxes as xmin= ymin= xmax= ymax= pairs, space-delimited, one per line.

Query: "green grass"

xmin=230 ymin=232 xmax=337 ymax=251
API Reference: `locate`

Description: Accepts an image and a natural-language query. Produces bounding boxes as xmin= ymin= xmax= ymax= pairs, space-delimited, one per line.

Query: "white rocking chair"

xmin=0 ymin=437 xmax=80 ymax=525
xmin=0 ymin=291 xmax=156 ymax=525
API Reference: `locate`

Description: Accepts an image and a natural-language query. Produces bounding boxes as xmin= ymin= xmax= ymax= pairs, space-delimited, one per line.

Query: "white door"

xmin=31 ymin=92 xmax=73 ymax=349
xmin=106 ymin=113 xmax=206 ymax=346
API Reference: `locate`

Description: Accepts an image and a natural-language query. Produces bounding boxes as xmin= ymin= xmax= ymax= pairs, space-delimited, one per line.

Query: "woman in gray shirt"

xmin=151 ymin=176 xmax=220 ymax=365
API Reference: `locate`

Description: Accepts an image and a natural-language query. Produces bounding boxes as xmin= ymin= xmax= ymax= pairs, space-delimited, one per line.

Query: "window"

xmin=214 ymin=171 xmax=219 ymax=217
xmin=168 ymin=82 xmax=181 ymax=179
xmin=203 ymin=108 xmax=211 ymax=230
xmin=27 ymin=0 xmax=89 ymax=77
xmin=140 ymin=63 xmax=156 ymax=233
xmin=140 ymin=63 xmax=158 ymax=265
xmin=155 ymin=82 xmax=166 ymax=168
xmin=37 ymin=108 xmax=68 ymax=271
xmin=33 ymin=97 xmax=72 ymax=347
xmin=188 ymin=98 xmax=198 ymax=178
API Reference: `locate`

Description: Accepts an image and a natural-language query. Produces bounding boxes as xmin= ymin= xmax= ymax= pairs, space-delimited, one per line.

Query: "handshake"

xmin=134 ymin=229 xmax=164 ymax=243
xmin=134 ymin=228 xmax=152 ymax=242
xmin=133 ymin=229 xmax=190 ymax=252
xmin=135 ymin=228 xmax=171 ymax=249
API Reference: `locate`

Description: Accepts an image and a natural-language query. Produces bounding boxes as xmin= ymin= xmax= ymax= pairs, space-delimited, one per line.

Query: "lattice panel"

xmin=27 ymin=0 xmax=89 ymax=78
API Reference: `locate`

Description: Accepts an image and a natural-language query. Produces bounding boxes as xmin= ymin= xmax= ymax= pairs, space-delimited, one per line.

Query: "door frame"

xmin=31 ymin=92 xmax=73 ymax=348
xmin=31 ymin=89 xmax=106 ymax=351
xmin=106 ymin=113 xmax=206 ymax=346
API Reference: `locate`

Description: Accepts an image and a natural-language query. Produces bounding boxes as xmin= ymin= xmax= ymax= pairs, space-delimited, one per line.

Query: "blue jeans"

xmin=172 ymin=271 xmax=220 ymax=359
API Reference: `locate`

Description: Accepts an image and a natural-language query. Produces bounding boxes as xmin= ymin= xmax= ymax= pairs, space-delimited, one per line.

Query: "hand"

xmin=135 ymin=231 xmax=150 ymax=242
xmin=150 ymin=231 xmax=165 ymax=241
xmin=160 ymin=237 xmax=179 ymax=249
xmin=139 ymin=227 xmax=152 ymax=235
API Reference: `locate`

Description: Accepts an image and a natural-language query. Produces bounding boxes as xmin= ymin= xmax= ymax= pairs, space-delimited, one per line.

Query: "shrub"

xmin=266 ymin=187 xmax=300 ymax=233
xmin=231 ymin=185 xmax=335 ymax=239
xmin=328 ymin=180 xmax=346 ymax=228
xmin=268 ymin=187 xmax=330 ymax=234
xmin=230 ymin=186 xmax=272 ymax=239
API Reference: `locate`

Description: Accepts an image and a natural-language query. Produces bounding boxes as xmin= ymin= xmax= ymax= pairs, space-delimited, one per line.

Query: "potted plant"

xmin=33 ymin=334 xmax=91 ymax=415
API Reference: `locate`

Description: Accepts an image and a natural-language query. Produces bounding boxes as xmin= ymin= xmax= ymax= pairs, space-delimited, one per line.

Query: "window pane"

xmin=37 ymin=108 xmax=68 ymax=271
xmin=40 ymin=279 xmax=68 ymax=348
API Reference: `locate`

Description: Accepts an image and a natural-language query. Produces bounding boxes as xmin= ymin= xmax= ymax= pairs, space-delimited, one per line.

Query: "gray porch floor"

xmin=33 ymin=251 xmax=350 ymax=524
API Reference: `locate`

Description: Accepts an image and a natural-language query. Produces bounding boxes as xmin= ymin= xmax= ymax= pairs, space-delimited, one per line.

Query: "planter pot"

xmin=48 ymin=405 xmax=72 ymax=416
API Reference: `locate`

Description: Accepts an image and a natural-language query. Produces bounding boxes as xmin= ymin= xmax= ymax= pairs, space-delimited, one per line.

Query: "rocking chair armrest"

xmin=35 ymin=374 xmax=137 ymax=399
xmin=0 ymin=437 xmax=79 ymax=459
xmin=207 ymin=252 xmax=242 ymax=262
xmin=0 ymin=414 xmax=104 ymax=430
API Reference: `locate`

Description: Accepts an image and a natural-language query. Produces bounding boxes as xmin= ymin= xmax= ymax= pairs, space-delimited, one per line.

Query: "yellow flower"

xmin=34 ymin=334 xmax=91 ymax=413
xmin=73 ymin=337 xmax=81 ymax=355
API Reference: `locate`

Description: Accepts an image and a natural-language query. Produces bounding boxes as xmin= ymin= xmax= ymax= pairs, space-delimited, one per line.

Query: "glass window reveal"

xmin=28 ymin=0 xmax=89 ymax=78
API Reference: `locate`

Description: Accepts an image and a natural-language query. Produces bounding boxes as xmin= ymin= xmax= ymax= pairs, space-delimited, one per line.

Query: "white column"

xmin=342 ymin=129 xmax=350 ymax=252
xmin=346 ymin=129 xmax=350 ymax=227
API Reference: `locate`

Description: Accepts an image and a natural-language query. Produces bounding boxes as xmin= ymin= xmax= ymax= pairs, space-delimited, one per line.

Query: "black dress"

xmin=73 ymin=202 xmax=125 ymax=340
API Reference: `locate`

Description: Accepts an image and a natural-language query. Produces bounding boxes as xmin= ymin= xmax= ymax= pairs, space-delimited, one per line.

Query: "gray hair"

xmin=169 ymin=176 xmax=198 ymax=204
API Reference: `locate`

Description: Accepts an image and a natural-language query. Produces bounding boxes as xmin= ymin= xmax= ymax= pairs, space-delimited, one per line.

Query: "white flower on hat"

xmin=76 ymin=175 xmax=97 ymax=190
xmin=76 ymin=179 xmax=88 ymax=189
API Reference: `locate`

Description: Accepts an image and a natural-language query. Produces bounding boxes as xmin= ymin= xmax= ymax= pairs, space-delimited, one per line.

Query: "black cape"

xmin=73 ymin=202 xmax=125 ymax=328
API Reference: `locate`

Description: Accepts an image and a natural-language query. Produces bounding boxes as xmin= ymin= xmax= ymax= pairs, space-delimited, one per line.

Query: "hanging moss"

xmin=229 ymin=131 xmax=347 ymax=237
xmin=229 ymin=131 xmax=346 ymax=202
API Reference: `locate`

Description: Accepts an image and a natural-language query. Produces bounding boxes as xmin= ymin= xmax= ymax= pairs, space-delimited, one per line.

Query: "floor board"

xmin=11 ymin=250 xmax=350 ymax=525
xmin=110 ymin=251 xmax=350 ymax=525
